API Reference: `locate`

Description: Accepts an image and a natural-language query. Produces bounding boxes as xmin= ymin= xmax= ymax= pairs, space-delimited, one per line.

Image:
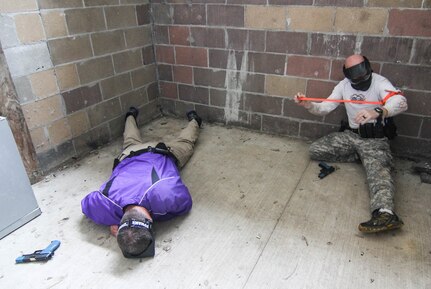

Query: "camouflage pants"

xmin=309 ymin=130 xmax=394 ymax=213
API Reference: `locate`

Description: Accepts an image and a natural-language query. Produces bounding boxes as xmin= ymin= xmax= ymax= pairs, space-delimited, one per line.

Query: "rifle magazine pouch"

xmin=359 ymin=123 xmax=372 ymax=138
xmin=383 ymin=117 xmax=397 ymax=140
xmin=358 ymin=123 xmax=385 ymax=138
xmin=366 ymin=123 xmax=374 ymax=138
xmin=373 ymin=121 xmax=385 ymax=138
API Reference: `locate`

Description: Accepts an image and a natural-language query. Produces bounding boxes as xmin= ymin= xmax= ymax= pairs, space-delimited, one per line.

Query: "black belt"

xmin=112 ymin=142 xmax=179 ymax=170
xmin=347 ymin=125 xmax=384 ymax=139
xmin=340 ymin=117 xmax=396 ymax=140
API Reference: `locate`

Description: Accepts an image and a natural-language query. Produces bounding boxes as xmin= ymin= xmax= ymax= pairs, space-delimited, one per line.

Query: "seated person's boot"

xmin=358 ymin=209 xmax=404 ymax=233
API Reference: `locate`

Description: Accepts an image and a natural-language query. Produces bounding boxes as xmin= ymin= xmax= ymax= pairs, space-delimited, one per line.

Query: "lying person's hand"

xmin=110 ymin=225 xmax=119 ymax=237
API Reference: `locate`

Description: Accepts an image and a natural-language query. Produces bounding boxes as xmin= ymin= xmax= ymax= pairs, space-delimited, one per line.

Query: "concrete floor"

xmin=0 ymin=117 xmax=430 ymax=289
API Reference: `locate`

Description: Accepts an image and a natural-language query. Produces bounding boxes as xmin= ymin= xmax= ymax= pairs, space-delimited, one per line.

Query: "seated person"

xmin=295 ymin=54 xmax=407 ymax=233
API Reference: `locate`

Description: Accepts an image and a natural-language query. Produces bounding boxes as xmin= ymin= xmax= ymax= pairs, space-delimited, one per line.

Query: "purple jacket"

xmin=81 ymin=152 xmax=192 ymax=225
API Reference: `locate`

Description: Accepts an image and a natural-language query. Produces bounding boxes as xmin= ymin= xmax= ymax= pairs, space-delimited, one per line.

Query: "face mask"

xmin=351 ymin=73 xmax=373 ymax=91
xmin=343 ymin=57 xmax=373 ymax=91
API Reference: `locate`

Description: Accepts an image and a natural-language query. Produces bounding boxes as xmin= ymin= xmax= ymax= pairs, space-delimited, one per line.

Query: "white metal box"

xmin=0 ymin=117 xmax=41 ymax=239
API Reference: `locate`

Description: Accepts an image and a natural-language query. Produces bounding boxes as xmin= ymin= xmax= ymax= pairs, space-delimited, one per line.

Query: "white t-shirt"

xmin=308 ymin=73 xmax=408 ymax=129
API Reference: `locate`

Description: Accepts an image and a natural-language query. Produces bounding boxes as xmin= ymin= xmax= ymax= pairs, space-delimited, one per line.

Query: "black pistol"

xmin=318 ymin=162 xmax=335 ymax=179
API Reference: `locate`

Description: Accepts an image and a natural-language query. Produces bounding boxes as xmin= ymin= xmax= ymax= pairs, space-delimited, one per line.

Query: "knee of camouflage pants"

xmin=309 ymin=141 xmax=322 ymax=160
xmin=309 ymin=132 xmax=358 ymax=163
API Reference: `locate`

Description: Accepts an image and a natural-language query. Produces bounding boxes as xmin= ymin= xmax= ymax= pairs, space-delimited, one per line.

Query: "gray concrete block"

xmin=4 ymin=43 xmax=53 ymax=77
xmin=12 ymin=76 xmax=35 ymax=104
xmin=0 ymin=15 xmax=19 ymax=48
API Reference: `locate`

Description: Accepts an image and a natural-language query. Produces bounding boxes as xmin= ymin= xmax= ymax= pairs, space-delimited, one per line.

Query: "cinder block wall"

xmin=0 ymin=0 xmax=157 ymax=173
xmin=1 ymin=0 xmax=430 ymax=174
xmin=154 ymin=1 xmax=431 ymax=159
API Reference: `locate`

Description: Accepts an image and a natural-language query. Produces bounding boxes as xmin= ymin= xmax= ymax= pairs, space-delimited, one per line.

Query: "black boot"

xmin=358 ymin=209 xmax=404 ymax=233
xmin=186 ymin=110 xmax=202 ymax=127
xmin=125 ymin=107 xmax=139 ymax=123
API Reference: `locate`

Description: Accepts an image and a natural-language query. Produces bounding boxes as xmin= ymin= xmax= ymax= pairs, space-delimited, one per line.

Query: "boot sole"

xmin=358 ymin=223 xmax=404 ymax=233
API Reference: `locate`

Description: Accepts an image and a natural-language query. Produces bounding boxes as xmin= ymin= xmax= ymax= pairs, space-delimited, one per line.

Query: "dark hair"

xmin=117 ymin=208 xmax=152 ymax=256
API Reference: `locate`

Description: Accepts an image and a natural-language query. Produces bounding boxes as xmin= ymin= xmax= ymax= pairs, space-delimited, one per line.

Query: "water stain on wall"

xmin=224 ymin=49 xmax=248 ymax=123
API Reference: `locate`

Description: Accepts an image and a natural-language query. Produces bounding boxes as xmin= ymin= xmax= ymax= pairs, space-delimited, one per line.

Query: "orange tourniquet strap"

xmin=296 ymin=97 xmax=382 ymax=105
xmin=382 ymin=90 xmax=403 ymax=104
xmin=297 ymin=90 xmax=402 ymax=105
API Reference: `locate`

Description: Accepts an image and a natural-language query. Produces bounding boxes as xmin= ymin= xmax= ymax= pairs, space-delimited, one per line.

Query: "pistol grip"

xmin=318 ymin=162 xmax=335 ymax=179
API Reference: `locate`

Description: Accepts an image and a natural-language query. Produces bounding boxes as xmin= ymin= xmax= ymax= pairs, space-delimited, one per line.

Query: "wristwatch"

xmin=374 ymin=107 xmax=384 ymax=117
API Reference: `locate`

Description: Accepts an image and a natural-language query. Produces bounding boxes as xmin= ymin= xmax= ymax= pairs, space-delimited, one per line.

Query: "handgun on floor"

xmin=318 ymin=162 xmax=335 ymax=179
xmin=15 ymin=240 xmax=61 ymax=263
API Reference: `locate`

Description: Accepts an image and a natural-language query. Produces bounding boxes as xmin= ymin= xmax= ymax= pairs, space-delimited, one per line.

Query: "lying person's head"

xmin=117 ymin=206 xmax=153 ymax=258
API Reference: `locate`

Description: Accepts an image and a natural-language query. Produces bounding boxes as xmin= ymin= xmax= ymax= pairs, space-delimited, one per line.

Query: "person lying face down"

xmin=81 ymin=108 xmax=203 ymax=257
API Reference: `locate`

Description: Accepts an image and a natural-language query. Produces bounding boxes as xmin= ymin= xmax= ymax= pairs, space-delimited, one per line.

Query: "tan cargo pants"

xmin=118 ymin=116 xmax=200 ymax=168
